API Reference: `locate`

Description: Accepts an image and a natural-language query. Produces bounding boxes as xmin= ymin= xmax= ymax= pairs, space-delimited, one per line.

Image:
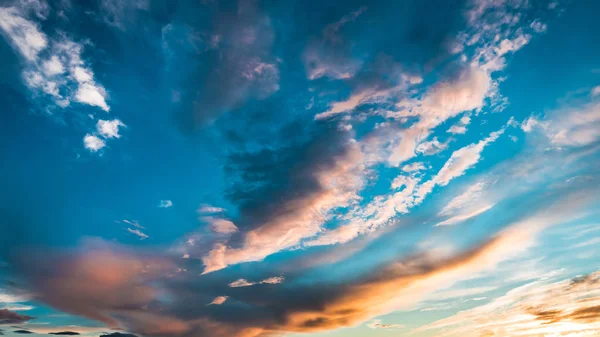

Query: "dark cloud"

xmin=225 ymin=121 xmax=354 ymax=230
xmin=11 ymin=241 xmax=174 ymax=330
xmin=99 ymin=333 xmax=138 ymax=337
xmin=171 ymin=0 xmax=279 ymax=131
xmin=0 ymin=309 xmax=34 ymax=325
xmin=12 ymin=330 xmax=33 ymax=334
xmin=527 ymin=307 xmax=563 ymax=323
xmin=567 ymin=305 xmax=600 ymax=323
xmin=48 ymin=332 xmax=80 ymax=335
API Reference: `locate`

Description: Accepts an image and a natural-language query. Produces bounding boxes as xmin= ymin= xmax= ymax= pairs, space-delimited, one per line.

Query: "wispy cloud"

xmin=158 ymin=200 xmax=173 ymax=208
xmin=417 ymin=271 xmax=600 ymax=337
xmin=126 ymin=228 xmax=148 ymax=240
xmin=366 ymin=319 xmax=404 ymax=330
xmin=228 ymin=276 xmax=284 ymax=288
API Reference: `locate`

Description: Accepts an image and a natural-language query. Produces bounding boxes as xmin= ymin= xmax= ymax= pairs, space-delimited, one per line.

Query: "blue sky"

xmin=1 ymin=0 xmax=600 ymax=337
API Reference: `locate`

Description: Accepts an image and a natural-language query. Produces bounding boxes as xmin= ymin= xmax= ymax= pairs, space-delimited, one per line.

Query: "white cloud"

xmin=75 ymin=82 xmax=110 ymax=111
xmin=0 ymin=7 xmax=47 ymax=61
xmin=395 ymin=67 xmax=492 ymax=129
xmin=158 ymin=200 xmax=173 ymax=208
xmin=434 ymin=204 xmax=495 ymax=227
xmin=126 ymin=227 xmax=149 ymax=240
xmin=546 ymin=101 xmax=600 ymax=147
xmin=439 ymin=181 xmax=487 ymax=216
xmin=0 ymin=290 xmax=30 ymax=304
xmin=416 ymin=137 xmax=448 ymax=156
xmin=447 ymin=125 xmax=467 ymax=134
xmin=521 ymin=116 xmax=542 ymax=132
xmin=83 ymin=134 xmax=106 ymax=152
xmin=0 ymin=8 xmax=111 ymax=112
xmin=123 ymin=219 xmax=144 ymax=229
xmin=197 ymin=204 xmax=226 ymax=214
xmin=433 ymin=128 xmax=503 ymax=187
xmin=402 ymin=162 xmax=425 ymax=173
xmin=97 ymin=119 xmax=125 ymax=139
xmin=201 ymin=217 xmax=238 ymax=234
xmin=42 ymin=55 xmax=64 ymax=76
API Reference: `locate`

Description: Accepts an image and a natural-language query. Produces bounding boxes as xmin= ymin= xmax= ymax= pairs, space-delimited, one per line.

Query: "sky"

xmin=0 ymin=0 xmax=599 ymax=337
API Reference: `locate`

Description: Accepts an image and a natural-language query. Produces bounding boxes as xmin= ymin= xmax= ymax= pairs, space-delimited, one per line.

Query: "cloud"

xmin=12 ymin=330 xmax=33 ymax=334
xmin=228 ymin=276 xmax=283 ymax=288
xmin=303 ymin=7 xmax=366 ymax=80
xmin=171 ymin=0 xmax=279 ymax=130
xmin=402 ymin=162 xmax=426 ymax=173
xmin=521 ymin=99 xmax=600 ymax=148
xmin=13 ymin=241 xmax=178 ymax=332
xmin=429 ymin=286 xmax=497 ymax=301
xmin=0 ymin=3 xmax=131 ymax=152
xmin=521 ymin=116 xmax=542 ymax=132
xmin=434 ymin=204 xmax=495 ymax=227
xmin=307 ymin=128 xmax=502 ymax=247
xmin=433 ymin=129 xmax=504 ymax=186
xmin=158 ymin=200 xmax=173 ymax=208
xmin=100 ymin=0 xmax=148 ymax=30
xmin=416 ymin=137 xmax=449 ymax=156
xmin=0 ymin=309 xmax=33 ymax=324
xmin=97 ymin=120 xmax=126 ymax=139
xmin=201 ymin=217 xmax=237 ymax=234
xmin=439 ymin=180 xmax=487 ymax=216
xmin=122 ymin=219 xmax=144 ymax=229
xmin=10 ymin=179 xmax=598 ymax=337
xmin=546 ymin=101 xmax=600 ymax=147
xmin=228 ymin=279 xmax=254 ymax=288
xmin=260 ymin=276 xmax=284 ymax=285
xmin=0 ymin=290 xmax=30 ymax=304
xmin=366 ymin=319 xmax=404 ymax=330
xmin=197 ymin=205 xmax=226 ymax=214
xmin=126 ymin=228 xmax=148 ymax=240
xmin=386 ymin=66 xmax=493 ymax=166
xmin=447 ymin=115 xmax=471 ymax=135
xmin=418 ymin=128 xmax=504 ymax=198
xmin=208 ymin=296 xmax=228 ymax=306
xmin=48 ymin=332 xmax=80 ymax=335
xmin=83 ymin=134 xmax=106 ymax=152
xmin=417 ymin=271 xmax=600 ymax=337
xmin=0 ymin=7 xmax=47 ymax=61
xmin=99 ymin=333 xmax=138 ymax=337
xmin=0 ymin=7 xmax=110 ymax=112
xmin=202 ymin=124 xmax=366 ymax=273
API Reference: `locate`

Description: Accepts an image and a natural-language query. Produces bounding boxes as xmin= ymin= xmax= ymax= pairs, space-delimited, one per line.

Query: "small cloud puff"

xmin=208 ymin=296 xmax=228 ymax=306
xmin=97 ymin=119 xmax=125 ymax=139
xmin=83 ymin=134 xmax=105 ymax=152
xmin=197 ymin=204 xmax=225 ymax=214
xmin=84 ymin=119 xmax=127 ymax=153
xmin=158 ymin=200 xmax=173 ymax=208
